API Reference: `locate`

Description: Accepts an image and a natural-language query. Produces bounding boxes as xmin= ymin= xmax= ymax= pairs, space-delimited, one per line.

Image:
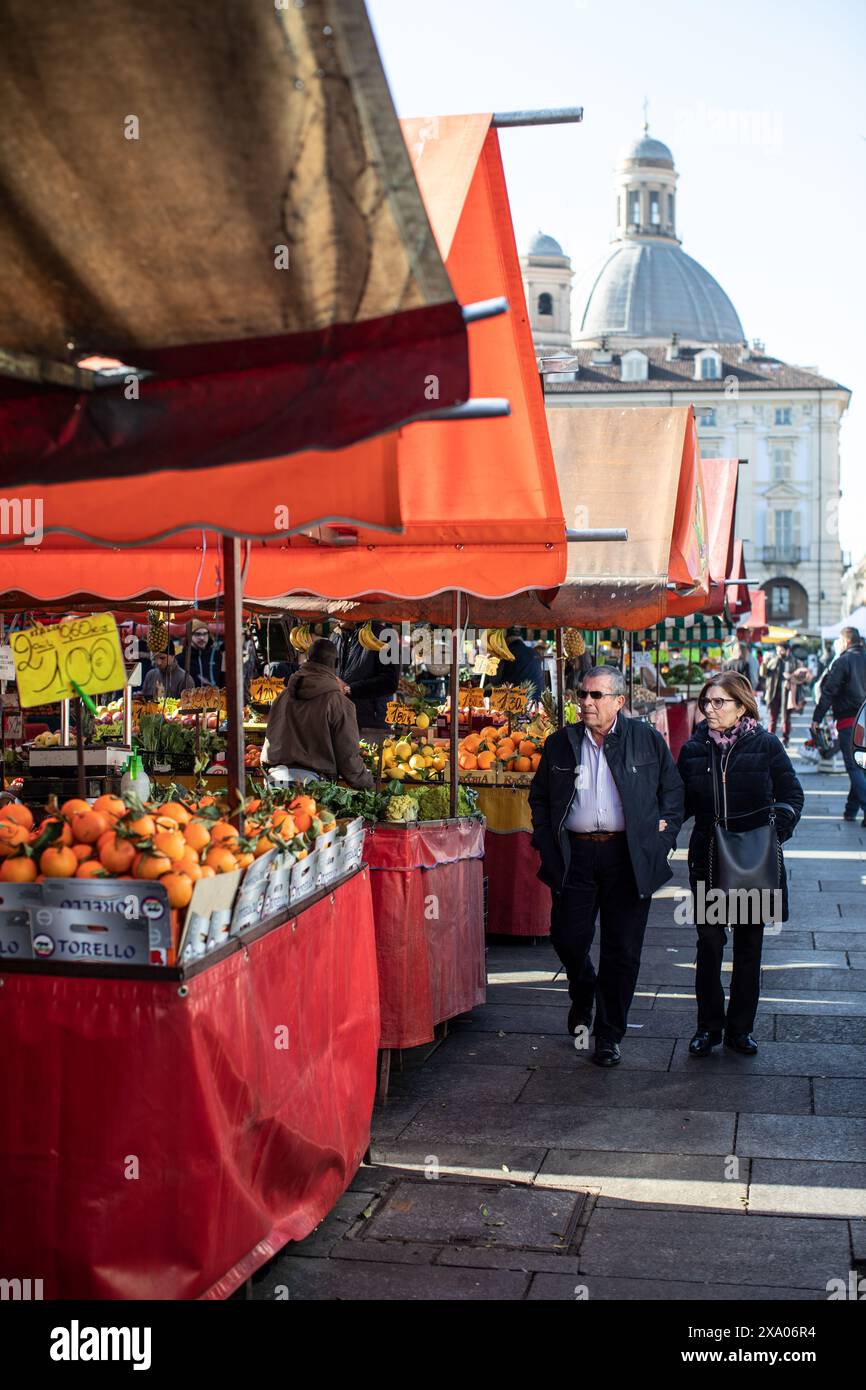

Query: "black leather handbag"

xmin=707 ymin=746 xmax=782 ymax=898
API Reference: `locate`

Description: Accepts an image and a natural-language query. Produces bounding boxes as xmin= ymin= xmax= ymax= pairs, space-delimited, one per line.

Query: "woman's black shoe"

xmin=725 ymin=1032 xmax=758 ymax=1055
xmin=688 ymin=1030 xmax=723 ymax=1056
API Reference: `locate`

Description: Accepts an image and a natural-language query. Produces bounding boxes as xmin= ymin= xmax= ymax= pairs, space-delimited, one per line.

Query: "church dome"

xmin=575 ymin=240 xmax=745 ymax=344
xmin=618 ymin=133 xmax=674 ymax=167
xmin=528 ymin=231 xmax=566 ymax=257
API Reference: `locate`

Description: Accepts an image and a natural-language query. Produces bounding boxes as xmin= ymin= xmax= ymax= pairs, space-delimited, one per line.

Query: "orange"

xmin=479 ymin=727 xmax=499 ymax=742
xmin=153 ymin=829 xmax=186 ymax=862
xmin=270 ymin=808 xmax=293 ymax=828
xmin=289 ymin=794 xmax=317 ymax=817
xmin=127 ymin=814 xmax=156 ymax=839
xmin=235 ymin=851 xmax=254 ymax=869
xmin=277 ymin=818 xmax=299 ymax=841
xmin=158 ymin=801 xmax=191 ymax=826
xmin=476 ymin=751 xmax=496 ymax=770
xmin=0 ymin=821 xmax=30 ymax=854
xmin=531 ymin=753 xmax=542 ymax=771
xmin=199 ymin=865 xmax=216 ymax=878
xmin=161 ymin=872 xmax=194 ymax=909
xmin=0 ymin=856 xmax=38 ymax=883
xmin=135 ymin=853 xmax=173 ymax=880
xmin=255 ymin=833 xmax=278 ymax=857
xmin=183 ymin=820 xmax=212 ymax=852
xmin=71 ymin=843 xmax=93 ymax=863
xmin=246 ymin=798 xmax=262 ymax=814
xmin=462 ymin=734 xmax=481 ymax=754
xmin=0 ymin=803 xmax=34 ymax=831
xmin=514 ymin=756 xmax=532 ymax=773
xmin=38 ymin=817 xmax=73 ymax=847
xmin=179 ymin=858 xmax=203 ymax=883
xmin=497 ymin=741 xmax=516 ymax=760
xmin=291 ymin=811 xmax=312 ymax=833
xmin=209 ymin=820 xmax=239 ymax=846
xmin=76 ymin=860 xmax=107 ymax=879
xmin=518 ymin=740 xmax=536 ymax=757
xmin=458 ymin=752 xmax=478 ymax=770
xmin=40 ymin=845 xmax=79 ymax=877
xmin=205 ymin=846 xmax=237 ymax=874
xmin=99 ymin=834 xmax=136 ymax=875
xmin=60 ymin=798 xmax=90 ymax=819
xmin=70 ymin=810 xmax=110 ymax=844
xmin=91 ymin=794 xmax=126 ymax=822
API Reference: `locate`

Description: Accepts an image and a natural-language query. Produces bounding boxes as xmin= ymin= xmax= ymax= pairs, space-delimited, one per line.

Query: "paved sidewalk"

xmin=256 ymin=712 xmax=866 ymax=1300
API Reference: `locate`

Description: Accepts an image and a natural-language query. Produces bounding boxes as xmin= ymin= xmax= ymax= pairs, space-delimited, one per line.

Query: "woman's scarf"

xmin=707 ymin=714 xmax=759 ymax=751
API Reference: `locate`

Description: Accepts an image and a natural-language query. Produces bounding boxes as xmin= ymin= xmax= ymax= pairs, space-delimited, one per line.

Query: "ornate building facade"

xmin=521 ymin=129 xmax=851 ymax=633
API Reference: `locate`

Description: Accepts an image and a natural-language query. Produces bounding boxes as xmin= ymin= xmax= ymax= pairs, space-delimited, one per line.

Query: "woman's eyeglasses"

xmin=704 ymin=697 xmax=737 ymax=709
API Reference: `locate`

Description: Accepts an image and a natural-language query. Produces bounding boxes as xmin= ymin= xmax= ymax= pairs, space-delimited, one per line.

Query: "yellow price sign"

xmin=385 ymin=701 xmax=417 ymax=727
xmin=10 ymin=615 xmax=126 ymax=709
xmin=489 ymin=687 xmax=527 ymax=714
xmin=457 ymin=687 xmax=485 ymax=709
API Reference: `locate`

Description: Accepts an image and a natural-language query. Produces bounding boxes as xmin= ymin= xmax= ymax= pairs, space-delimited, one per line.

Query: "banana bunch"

xmin=358 ymin=621 xmax=386 ymax=651
xmin=485 ymin=628 xmax=514 ymax=660
xmin=289 ymin=623 xmax=314 ymax=653
xmin=563 ymin=628 xmax=586 ymax=658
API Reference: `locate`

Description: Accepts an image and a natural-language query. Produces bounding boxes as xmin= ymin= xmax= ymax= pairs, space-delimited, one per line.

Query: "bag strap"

xmin=709 ymin=745 xmax=723 ymax=827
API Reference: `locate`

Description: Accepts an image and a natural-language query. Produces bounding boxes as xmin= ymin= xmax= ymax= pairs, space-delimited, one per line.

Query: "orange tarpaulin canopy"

xmin=0 ymin=0 xmax=469 ymax=497
xmin=697 ymin=457 xmax=739 ymax=616
xmin=0 ymin=114 xmax=566 ymax=605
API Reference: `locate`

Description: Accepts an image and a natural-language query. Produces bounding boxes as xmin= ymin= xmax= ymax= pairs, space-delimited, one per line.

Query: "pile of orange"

xmin=457 ymin=726 xmax=546 ymax=775
xmin=0 ymin=790 xmax=338 ymax=911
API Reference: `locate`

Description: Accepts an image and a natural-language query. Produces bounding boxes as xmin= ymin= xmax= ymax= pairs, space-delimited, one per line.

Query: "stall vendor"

xmin=264 ymin=639 xmax=374 ymax=788
xmin=141 ymin=649 xmax=196 ymax=701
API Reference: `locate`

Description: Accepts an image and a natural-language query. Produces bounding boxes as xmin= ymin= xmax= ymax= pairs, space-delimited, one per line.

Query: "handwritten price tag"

xmin=458 ymin=688 xmax=486 ymax=709
xmin=489 ymin=687 xmax=527 ymax=714
xmin=385 ymin=701 xmax=418 ymax=727
xmin=473 ymin=654 xmax=500 ymax=676
xmin=10 ymin=615 xmax=126 ymax=709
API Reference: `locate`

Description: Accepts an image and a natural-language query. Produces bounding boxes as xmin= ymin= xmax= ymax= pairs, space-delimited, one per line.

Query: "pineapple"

xmin=147 ymin=608 xmax=169 ymax=654
xmin=563 ymin=628 xmax=585 ymax=658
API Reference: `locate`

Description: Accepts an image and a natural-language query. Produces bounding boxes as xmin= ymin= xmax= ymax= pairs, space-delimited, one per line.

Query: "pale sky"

xmin=368 ymin=0 xmax=866 ymax=559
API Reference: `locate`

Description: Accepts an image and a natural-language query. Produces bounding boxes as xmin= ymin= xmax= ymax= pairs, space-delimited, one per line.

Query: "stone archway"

xmin=765 ymin=576 xmax=808 ymax=627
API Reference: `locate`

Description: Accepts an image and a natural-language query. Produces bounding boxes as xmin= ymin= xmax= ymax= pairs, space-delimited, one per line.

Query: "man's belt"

xmin=570 ymin=830 xmax=625 ymax=841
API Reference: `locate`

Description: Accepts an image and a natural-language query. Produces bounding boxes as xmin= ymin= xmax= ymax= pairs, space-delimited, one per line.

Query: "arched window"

xmin=537 ymin=292 xmax=553 ymax=316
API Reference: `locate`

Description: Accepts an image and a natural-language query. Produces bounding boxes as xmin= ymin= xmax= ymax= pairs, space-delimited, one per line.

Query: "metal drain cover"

xmin=360 ymin=1179 xmax=585 ymax=1251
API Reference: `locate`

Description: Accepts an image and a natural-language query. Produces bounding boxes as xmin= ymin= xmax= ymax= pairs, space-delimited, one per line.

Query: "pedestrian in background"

xmin=677 ymin=672 xmax=803 ymax=1057
xmin=812 ymin=627 xmax=866 ymax=824
xmin=761 ymin=641 xmax=796 ymax=745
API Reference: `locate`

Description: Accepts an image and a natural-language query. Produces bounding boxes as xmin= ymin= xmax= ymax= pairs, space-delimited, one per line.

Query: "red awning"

xmin=0 ymin=0 xmax=468 ymax=498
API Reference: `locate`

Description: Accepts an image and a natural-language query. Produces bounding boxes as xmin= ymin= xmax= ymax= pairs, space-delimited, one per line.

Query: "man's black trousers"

xmin=549 ymin=834 xmax=651 ymax=1043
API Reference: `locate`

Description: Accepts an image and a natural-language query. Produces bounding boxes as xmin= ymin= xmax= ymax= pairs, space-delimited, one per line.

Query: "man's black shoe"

xmin=567 ymin=1003 xmax=593 ymax=1037
xmin=843 ymin=811 xmax=858 ymax=822
xmin=591 ymin=1039 xmax=621 ymax=1067
xmin=725 ymin=1032 xmax=758 ymax=1056
xmin=688 ymin=1029 xmax=723 ymax=1057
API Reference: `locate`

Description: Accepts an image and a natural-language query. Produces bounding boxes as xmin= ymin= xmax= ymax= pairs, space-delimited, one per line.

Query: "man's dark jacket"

xmin=676 ymin=720 xmax=803 ymax=919
xmin=813 ymin=641 xmax=866 ymax=724
xmin=528 ymin=716 xmax=685 ymax=899
xmin=339 ymin=629 xmax=400 ymax=728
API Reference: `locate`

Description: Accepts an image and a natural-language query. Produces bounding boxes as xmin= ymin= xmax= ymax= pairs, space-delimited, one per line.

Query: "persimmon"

xmin=70 ymin=810 xmax=110 ymax=844
xmin=60 ymin=798 xmax=90 ymax=819
xmin=0 ymin=803 xmax=34 ymax=831
xmin=204 ymin=846 xmax=237 ymax=874
xmin=99 ymin=834 xmax=136 ymax=875
xmin=154 ymin=829 xmax=186 ymax=862
xmin=91 ymin=794 xmax=126 ymax=821
xmin=135 ymin=853 xmax=173 ymax=879
xmin=76 ymin=860 xmax=107 ymax=879
xmin=40 ymin=845 xmax=79 ymax=877
xmin=161 ymin=872 xmax=194 ymax=909
xmin=183 ymin=820 xmax=212 ymax=852
xmin=0 ymin=856 xmax=38 ymax=883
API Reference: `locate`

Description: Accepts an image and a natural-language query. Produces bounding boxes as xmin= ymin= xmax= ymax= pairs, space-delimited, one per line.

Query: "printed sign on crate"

xmin=10 ymin=615 xmax=126 ymax=709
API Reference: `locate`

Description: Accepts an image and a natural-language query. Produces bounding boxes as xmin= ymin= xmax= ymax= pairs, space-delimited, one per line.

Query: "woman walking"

xmin=677 ymin=672 xmax=804 ymax=1057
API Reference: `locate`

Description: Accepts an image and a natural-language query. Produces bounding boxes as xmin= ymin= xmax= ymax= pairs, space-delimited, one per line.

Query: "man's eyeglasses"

xmin=577 ymin=689 xmax=618 ymax=702
xmin=703 ymin=697 xmax=737 ymax=709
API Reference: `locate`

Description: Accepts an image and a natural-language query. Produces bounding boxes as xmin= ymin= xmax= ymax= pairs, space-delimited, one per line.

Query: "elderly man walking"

xmin=529 ymin=665 xmax=684 ymax=1066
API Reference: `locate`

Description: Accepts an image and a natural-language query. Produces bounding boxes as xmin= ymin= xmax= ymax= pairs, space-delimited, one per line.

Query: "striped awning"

xmin=586 ymin=614 xmax=731 ymax=643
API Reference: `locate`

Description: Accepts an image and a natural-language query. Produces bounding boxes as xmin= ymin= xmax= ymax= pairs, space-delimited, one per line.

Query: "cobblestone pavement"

xmin=256 ymin=712 xmax=866 ymax=1300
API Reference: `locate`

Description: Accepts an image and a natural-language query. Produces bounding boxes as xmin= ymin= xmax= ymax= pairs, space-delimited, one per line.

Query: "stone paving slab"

xmin=759 ymin=968 xmax=866 ymax=991
xmin=398 ymin=1098 xmax=735 ymax=1154
xmin=432 ymin=1030 xmax=676 ymax=1072
xmin=813 ymin=1078 xmax=866 ymax=1116
xmin=360 ymin=1178 xmax=584 ymax=1250
xmin=253 ymin=1257 xmax=531 ymax=1300
xmin=371 ymin=1097 xmax=431 ymax=1141
xmin=535 ymin=1150 xmax=748 ymax=1211
xmin=736 ymin=1113 xmax=866 ymax=1160
xmin=486 ymin=983 xmax=658 ymax=1009
xmin=526 ymin=1273 xmax=823 ymax=1300
xmin=386 ymin=1063 xmax=532 ymax=1103
xmin=434 ymin=1245 xmax=582 ymax=1275
xmin=813 ymin=933 xmax=866 ymax=950
xmin=653 ymin=988 xmax=866 ymax=1015
xmin=848 ymin=953 xmax=866 ymax=969
xmin=367 ymin=1143 xmax=545 ymax=1184
xmin=453 ymin=1004 xmax=576 ymax=1035
xmin=518 ymin=1067 xmax=811 ymax=1114
xmin=575 ymin=1206 xmax=849 ymax=1290
xmin=774 ymin=1014 xmax=866 ymax=1044
xmin=748 ymin=1159 xmax=866 ymax=1217
xmin=669 ymin=1038 xmax=866 ymax=1076
xmin=620 ymin=1013 xmax=776 ymax=1040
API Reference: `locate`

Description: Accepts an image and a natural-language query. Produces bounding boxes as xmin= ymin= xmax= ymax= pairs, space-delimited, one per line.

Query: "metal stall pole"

xmin=628 ymin=631 xmax=634 ymax=712
xmin=655 ymin=624 xmax=661 ymax=698
xmin=222 ymin=537 xmax=246 ymax=829
xmin=555 ymin=628 xmax=565 ymax=730
xmin=449 ymin=592 xmax=462 ymax=819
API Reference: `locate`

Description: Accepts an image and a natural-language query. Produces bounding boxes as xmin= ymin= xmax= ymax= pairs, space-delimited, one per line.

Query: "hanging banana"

xmin=485 ymin=628 xmax=514 ymax=660
xmin=289 ymin=623 xmax=314 ymax=652
xmin=358 ymin=621 xmax=387 ymax=652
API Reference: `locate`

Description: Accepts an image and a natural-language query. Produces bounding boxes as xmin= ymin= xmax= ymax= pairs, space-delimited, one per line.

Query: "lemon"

xmin=391 ymin=766 xmax=407 ymax=780
xmin=395 ymin=741 xmax=412 ymax=761
xmin=408 ymin=754 xmax=426 ymax=770
xmin=415 ymin=713 xmax=430 ymax=730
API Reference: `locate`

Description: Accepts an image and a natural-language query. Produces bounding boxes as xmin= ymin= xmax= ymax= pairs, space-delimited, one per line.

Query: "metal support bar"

xmin=555 ymin=629 xmax=565 ymax=730
xmin=415 ymin=397 xmax=511 ymax=423
xmin=222 ymin=536 xmax=245 ymax=829
xmin=566 ymin=528 xmax=628 ymax=543
xmin=449 ymin=592 xmax=461 ymax=819
xmin=75 ymin=698 xmax=86 ymax=799
xmin=462 ymin=297 xmax=508 ymax=324
xmin=491 ymin=107 xmax=584 ymax=127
